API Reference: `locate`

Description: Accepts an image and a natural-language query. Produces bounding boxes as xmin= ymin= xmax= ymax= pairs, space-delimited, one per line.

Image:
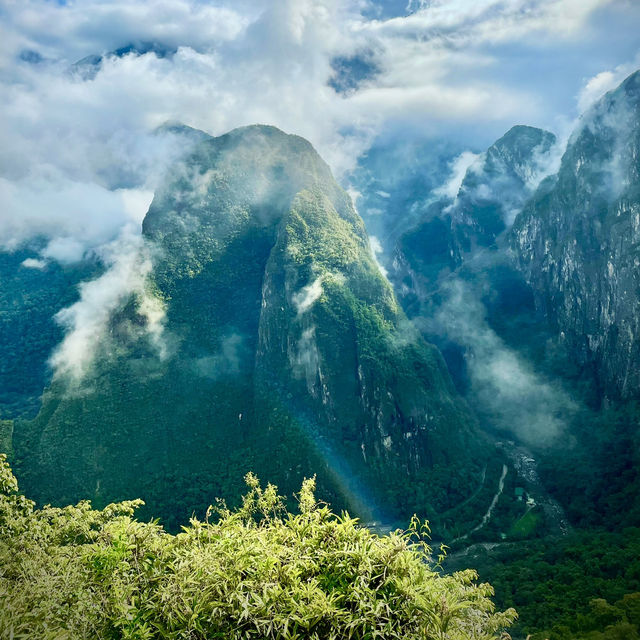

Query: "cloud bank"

xmin=417 ymin=280 xmax=577 ymax=447
xmin=1 ymin=0 xmax=638 ymax=381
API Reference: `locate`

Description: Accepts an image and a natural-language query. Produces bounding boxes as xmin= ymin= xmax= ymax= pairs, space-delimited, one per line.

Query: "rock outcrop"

xmin=511 ymin=71 xmax=640 ymax=399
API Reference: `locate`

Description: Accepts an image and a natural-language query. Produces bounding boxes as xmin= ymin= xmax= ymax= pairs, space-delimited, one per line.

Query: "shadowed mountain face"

xmin=511 ymin=71 xmax=640 ymax=400
xmin=391 ymin=125 xmax=557 ymax=321
xmin=13 ymin=125 xmax=487 ymax=530
xmin=452 ymin=125 xmax=557 ymax=251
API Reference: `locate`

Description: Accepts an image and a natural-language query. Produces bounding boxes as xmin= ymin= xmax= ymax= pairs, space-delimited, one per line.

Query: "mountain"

xmin=391 ymin=125 xmax=557 ymax=313
xmin=511 ymin=70 xmax=640 ymax=400
xmin=346 ymin=135 xmax=466 ymax=259
xmin=369 ymin=71 xmax=640 ymax=539
xmin=451 ymin=125 xmax=557 ymax=252
xmin=11 ymin=125 xmax=487 ymax=530
xmin=385 ymin=126 xmax=559 ymax=408
xmin=351 ymin=77 xmax=640 ymax=636
xmin=70 ymin=42 xmax=177 ymax=80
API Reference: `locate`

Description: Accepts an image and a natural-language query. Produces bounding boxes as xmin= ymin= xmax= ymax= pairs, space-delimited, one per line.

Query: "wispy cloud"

xmin=0 ymin=176 xmax=153 ymax=255
xmin=434 ymin=151 xmax=482 ymax=200
xmin=49 ymin=227 xmax=168 ymax=383
xmin=416 ymin=279 xmax=577 ymax=447
xmin=292 ymin=277 xmax=325 ymax=316
xmin=577 ymin=52 xmax=640 ymax=113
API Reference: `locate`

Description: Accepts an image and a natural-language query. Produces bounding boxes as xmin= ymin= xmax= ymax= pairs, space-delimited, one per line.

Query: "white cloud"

xmin=373 ymin=0 xmax=612 ymax=42
xmin=351 ymin=0 xmax=626 ymax=133
xmin=423 ymin=279 xmax=577 ymax=446
xmin=2 ymin=0 xmax=248 ymax=67
xmin=0 ymin=176 xmax=156 ymax=257
xmin=292 ymin=325 xmax=321 ymax=393
xmin=1 ymin=0 xmax=625 ymax=238
xmin=578 ymin=70 xmax=620 ymax=114
xmin=347 ymin=83 xmax=535 ymax=123
xmin=119 ymin=188 xmax=155 ymax=225
xmin=369 ymin=235 xmax=388 ymax=278
xmin=577 ymin=53 xmax=640 ymax=113
xmin=435 ymin=150 xmax=482 ymax=200
xmin=21 ymin=257 xmax=47 ymax=270
xmin=292 ymin=277 xmax=324 ymax=315
xmin=49 ymin=226 xmax=167 ymax=382
xmin=41 ymin=237 xmax=86 ymax=264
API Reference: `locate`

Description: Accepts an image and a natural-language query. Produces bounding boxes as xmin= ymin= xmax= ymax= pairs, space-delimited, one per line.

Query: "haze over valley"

xmin=1 ymin=2 xmax=640 ymax=638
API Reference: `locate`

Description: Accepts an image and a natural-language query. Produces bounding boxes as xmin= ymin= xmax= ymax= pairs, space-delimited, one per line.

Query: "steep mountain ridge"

xmin=511 ymin=70 xmax=640 ymax=399
xmin=390 ymin=125 xmax=556 ymax=325
xmin=452 ymin=125 xmax=557 ymax=250
xmin=12 ymin=125 xmax=487 ymax=529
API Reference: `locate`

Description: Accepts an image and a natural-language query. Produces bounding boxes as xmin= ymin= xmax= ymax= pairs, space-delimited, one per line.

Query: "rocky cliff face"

xmin=391 ymin=126 xmax=556 ymax=315
xmin=511 ymin=70 xmax=640 ymax=399
xmin=14 ymin=125 xmax=486 ymax=528
xmin=452 ymin=125 xmax=557 ymax=252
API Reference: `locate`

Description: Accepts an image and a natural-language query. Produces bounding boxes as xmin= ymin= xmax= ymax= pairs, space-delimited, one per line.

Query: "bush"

xmin=0 ymin=455 xmax=515 ymax=639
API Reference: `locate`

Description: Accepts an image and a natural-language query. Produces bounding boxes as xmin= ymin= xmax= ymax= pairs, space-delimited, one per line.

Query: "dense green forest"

xmin=0 ymin=454 xmax=515 ymax=639
xmin=0 ymin=249 xmax=100 ymax=420
xmin=458 ymin=530 xmax=640 ymax=639
xmin=440 ymin=394 xmax=640 ymax=640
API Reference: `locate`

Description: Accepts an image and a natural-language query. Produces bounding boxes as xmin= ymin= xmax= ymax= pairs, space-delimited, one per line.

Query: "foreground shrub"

xmin=0 ymin=455 xmax=515 ymax=639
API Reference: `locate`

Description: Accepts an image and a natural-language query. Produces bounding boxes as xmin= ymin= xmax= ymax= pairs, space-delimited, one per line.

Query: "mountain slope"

xmin=452 ymin=125 xmax=557 ymax=251
xmin=392 ymin=125 xmax=557 ymax=312
xmin=511 ymin=70 xmax=640 ymax=399
xmin=0 ymin=248 xmax=99 ymax=419
xmin=13 ymin=125 xmax=487 ymax=529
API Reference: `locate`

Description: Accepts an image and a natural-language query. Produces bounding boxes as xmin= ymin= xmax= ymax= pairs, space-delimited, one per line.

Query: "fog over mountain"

xmin=2 ymin=0 xmax=636 ymax=433
xmin=2 ymin=4 xmax=640 ymax=639
xmin=2 ymin=1 xmax=640 ymax=264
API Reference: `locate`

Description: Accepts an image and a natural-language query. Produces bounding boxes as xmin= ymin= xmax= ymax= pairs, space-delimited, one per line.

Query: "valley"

xmin=1 ymin=56 xmax=640 ymax=639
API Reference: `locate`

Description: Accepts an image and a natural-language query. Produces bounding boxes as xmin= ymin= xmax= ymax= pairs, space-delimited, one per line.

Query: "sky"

xmin=0 ymin=0 xmax=639 ymax=260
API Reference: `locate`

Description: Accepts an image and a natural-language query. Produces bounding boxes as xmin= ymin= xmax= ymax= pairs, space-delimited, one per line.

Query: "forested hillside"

xmin=9 ymin=125 xmax=488 ymax=533
xmin=2 ymin=1 xmax=640 ymax=632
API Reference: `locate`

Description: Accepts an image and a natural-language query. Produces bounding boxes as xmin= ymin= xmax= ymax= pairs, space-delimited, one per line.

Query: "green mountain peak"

xmin=13 ymin=125 xmax=488 ymax=531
